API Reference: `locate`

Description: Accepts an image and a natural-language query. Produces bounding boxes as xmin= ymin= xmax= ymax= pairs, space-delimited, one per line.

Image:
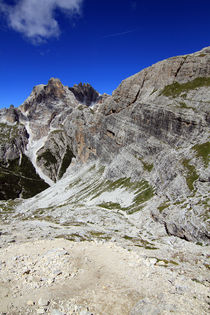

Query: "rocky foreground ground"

xmin=0 ymin=219 xmax=209 ymax=315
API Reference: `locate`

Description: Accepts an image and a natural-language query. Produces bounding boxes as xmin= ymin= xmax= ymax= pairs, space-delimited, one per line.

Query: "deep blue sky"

xmin=0 ymin=0 xmax=209 ymax=108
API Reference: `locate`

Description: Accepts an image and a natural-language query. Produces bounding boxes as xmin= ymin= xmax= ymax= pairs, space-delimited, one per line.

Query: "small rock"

xmin=8 ymin=239 xmax=16 ymax=243
xmin=38 ymin=298 xmax=50 ymax=307
xmin=27 ymin=300 xmax=35 ymax=306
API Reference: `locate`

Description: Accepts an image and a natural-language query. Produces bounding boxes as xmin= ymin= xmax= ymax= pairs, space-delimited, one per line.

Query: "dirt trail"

xmin=0 ymin=238 xmax=209 ymax=315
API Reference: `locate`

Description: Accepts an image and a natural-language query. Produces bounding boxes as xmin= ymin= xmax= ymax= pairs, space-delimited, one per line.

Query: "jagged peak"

xmin=47 ymin=77 xmax=63 ymax=87
xmin=69 ymin=82 xmax=100 ymax=106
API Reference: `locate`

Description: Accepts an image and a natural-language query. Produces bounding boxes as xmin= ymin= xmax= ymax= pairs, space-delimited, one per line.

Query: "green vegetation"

xmin=182 ymin=159 xmax=199 ymax=191
xmin=191 ymin=278 xmax=203 ymax=284
xmin=37 ymin=149 xmax=57 ymax=167
xmin=199 ymin=53 xmax=207 ymax=57
xmin=55 ymin=233 xmax=86 ymax=242
xmin=204 ymin=264 xmax=210 ymax=270
xmin=0 ymin=199 xmax=18 ymax=220
xmin=90 ymin=231 xmax=105 ymax=237
xmin=179 ymin=101 xmax=188 ymax=108
xmin=91 ymin=177 xmax=154 ymax=214
xmin=133 ymin=185 xmax=153 ymax=204
xmin=89 ymin=231 xmax=111 ymax=240
xmin=160 ymin=77 xmax=210 ymax=98
xmin=173 ymin=199 xmax=186 ymax=206
xmin=178 ymin=102 xmax=194 ymax=110
xmin=123 ymin=235 xmax=158 ymax=250
xmin=58 ymin=146 xmax=75 ymax=179
xmin=55 ymin=232 xmax=111 ymax=242
xmin=192 ymin=142 xmax=210 ymax=167
xmin=196 ymin=242 xmax=204 ymax=246
xmin=98 ymin=202 xmax=122 ymax=210
xmin=135 ymin=156 xmax=153 ymax=172
xmin=0 ymin=154 xmax=49 ymax=200
xmin=51 ymin=129 xmax=63 ymax=135
xmin=156 ymin=258 xmax=179 ymax=266
xmin=142 ymin=161 xmax=154 ymax=172
xmin=123 ymin=235 xmax=134 ymax=240
xmin=158 ymin=202 xmax=169 ymax=213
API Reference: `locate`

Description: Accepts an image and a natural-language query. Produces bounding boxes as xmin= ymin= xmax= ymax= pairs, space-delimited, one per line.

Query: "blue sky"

xmin=0 ymin=0 xmax=210 ymax=108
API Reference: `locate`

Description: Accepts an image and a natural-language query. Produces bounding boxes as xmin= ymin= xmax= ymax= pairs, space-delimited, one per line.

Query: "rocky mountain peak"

xmin=44 ymin=77 xmax=66 ymax=99
xmin=4 ymin=105 xmax=20 ymax=123
xmin=20 ymin=78 xmax=69 ymax=114
xmin=69 ymin=82 xmax=100 ymax=106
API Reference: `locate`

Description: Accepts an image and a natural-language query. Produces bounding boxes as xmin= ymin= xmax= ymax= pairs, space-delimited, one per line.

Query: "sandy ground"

xmin=0 ymin=237 xmax=209 ymax=315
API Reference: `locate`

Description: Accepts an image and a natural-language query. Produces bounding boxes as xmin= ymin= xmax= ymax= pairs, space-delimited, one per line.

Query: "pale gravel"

xmin=0 ymin=238 xmax=209 ymax=315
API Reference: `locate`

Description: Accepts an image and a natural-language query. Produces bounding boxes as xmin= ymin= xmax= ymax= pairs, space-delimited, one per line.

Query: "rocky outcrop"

xmin=36 ymin=130 xmax=75 ymax=182
xmin=69 ymin=82 xmax=100 ymax=106
xmin=0 ymin=123 xmax=28 ymax=162
xmin=0 ymin=114 xmax=49 ymax=199
xmin=4 ymin=105 xmax=20 ymax=123
xmin=111 ymin=46 xmax=210 ymax=108
xmin=0 ymin=154 xmax=49 ymax=200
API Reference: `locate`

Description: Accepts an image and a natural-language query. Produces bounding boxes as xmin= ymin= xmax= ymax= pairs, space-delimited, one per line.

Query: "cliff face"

xmin=0 ymin=47 xmax=209 ymax=244
xmin=69 ymin=82 xmax=100 ymax=106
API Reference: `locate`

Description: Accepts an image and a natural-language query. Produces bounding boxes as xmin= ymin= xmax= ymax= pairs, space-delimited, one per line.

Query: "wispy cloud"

xmin=103 ymin=29 xmax=137 ymax=39
xmin=0 ymin=0 xmax=83 ymax=43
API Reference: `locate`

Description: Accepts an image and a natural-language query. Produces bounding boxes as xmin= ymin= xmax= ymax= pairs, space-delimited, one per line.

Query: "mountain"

xmin=0 ymin=47 xmax=209 ymax=246
xmin=0 ymin=47 xmax=210 ymax=315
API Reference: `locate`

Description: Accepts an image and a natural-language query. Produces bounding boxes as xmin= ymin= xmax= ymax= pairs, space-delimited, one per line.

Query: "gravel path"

xmin=0 ymin=237 xmax=209 ymax=315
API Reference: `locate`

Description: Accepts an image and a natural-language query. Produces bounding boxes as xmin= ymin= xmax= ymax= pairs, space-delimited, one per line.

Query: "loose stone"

xmin=38 ymin=298 xmax=50 ymax=307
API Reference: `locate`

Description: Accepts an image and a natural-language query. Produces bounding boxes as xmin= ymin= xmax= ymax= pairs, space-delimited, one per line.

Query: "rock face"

xmin=0 ymin=122 xmax=49 ymax=199
xmin=36 ymin=130 xmax=75 ymax=182
xmin=0 ymin=47 xmax=209 ymax=244
xmin=69 ymin=82 xmax=100 ymax=106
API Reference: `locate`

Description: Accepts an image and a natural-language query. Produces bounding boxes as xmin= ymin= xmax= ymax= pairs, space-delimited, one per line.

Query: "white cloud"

xmin=0 ymin=0 xmax=83 ymax=43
